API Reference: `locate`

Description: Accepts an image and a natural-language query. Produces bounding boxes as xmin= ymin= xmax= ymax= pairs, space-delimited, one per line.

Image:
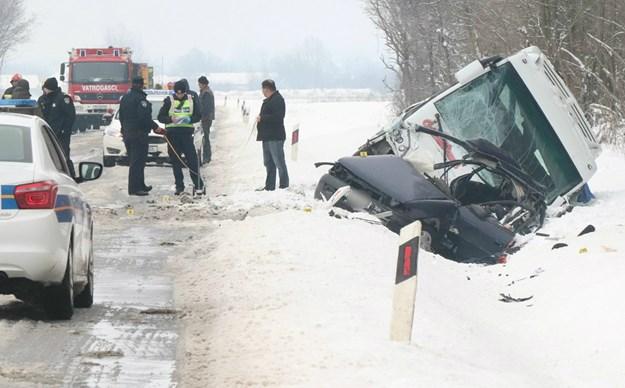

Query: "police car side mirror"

xmin=76 ymin=162 xmax=103 ymax=183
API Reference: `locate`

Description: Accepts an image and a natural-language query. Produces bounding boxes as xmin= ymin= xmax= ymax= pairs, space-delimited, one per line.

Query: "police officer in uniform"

xmin=118 ymin=76 xmax=161 ymax=196
xmin=38 ymin=77 xmax=76 ymax=175
xmin=157 ymin=80 xmax=205 ymax=196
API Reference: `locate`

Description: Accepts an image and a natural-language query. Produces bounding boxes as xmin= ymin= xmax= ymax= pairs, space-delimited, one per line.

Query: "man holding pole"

xmin=158 ymin=80 xmax=205 ymax=196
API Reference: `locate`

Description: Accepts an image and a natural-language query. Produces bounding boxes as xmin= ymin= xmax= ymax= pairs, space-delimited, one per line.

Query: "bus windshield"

xmin=434 ymin=62 xmax=581 ymax=203
xmin=72 ymin=62 xmax=129 ymax=84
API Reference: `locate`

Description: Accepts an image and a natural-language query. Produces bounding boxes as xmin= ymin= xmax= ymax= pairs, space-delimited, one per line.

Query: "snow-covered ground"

xmin=176 ymin=95 xmax=625 ymax=387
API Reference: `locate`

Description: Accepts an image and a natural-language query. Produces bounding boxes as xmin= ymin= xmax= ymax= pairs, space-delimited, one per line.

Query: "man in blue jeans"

xmin=256 ymin=79 xmax=289 ymax=190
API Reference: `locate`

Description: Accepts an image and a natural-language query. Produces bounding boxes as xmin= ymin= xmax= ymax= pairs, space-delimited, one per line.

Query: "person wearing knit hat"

xmin=118 ymin=76 xmax=162 ymax=196
xmin=37 ymin=77 xmax=76 ymax=176
xmin=157 ymin=79 xmax=205 ymax=196
xmin=42 ymin=77 xmax=59 ymax=92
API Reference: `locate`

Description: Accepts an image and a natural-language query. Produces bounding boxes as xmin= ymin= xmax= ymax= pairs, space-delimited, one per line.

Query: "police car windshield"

xmin=72 ymin=62 xmax=129 ymax=84
xmin=0 ymin=125 xmax=32 ymax=163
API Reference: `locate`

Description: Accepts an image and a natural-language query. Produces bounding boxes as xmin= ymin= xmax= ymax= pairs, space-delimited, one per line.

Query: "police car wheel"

xmin=74 ymin=245 xmax=94 ymax=308
xmin=43 ymin=248 xmax=75 ymax=320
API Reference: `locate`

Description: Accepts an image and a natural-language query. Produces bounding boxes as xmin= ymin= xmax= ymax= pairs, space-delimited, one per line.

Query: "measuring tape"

xmin=162 ymin=132 xmax=206 ymax=194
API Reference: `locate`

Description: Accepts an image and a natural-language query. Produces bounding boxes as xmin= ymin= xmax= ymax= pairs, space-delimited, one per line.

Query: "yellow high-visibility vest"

xmin=166 ymin=95 xmax=194 ymax=128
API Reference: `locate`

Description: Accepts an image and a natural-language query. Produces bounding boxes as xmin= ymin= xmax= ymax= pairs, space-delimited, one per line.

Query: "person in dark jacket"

xmin=2 ymin=73 xmax=23 ymax=99
xmin=256 ymin=79 xmax=289 ymax=190
xmin=118 ymin=76 xmax=161 ymax=196
xmin=38 ymin=77 xmax=76 ymax=175
xmin=11 ymin=79 xmax=31 ymax=99
xmin=158 ymin=80 xmax=205 ymax=196
xmin=198 ymin=75 xmax=215 ymax=163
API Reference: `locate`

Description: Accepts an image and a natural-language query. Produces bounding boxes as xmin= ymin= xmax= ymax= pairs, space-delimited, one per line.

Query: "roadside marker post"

xmin=390 ymin=220 xmax=421 ymax=342
xmin=291 ymin=124 xmax=300 ymax=161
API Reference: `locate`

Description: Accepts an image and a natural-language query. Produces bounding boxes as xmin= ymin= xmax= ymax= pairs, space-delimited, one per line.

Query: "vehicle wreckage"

xmin=315 ymin=46 xmax=601 ymax=263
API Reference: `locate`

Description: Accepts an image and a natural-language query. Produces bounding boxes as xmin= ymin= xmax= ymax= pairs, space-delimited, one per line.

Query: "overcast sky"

xmin=3 ymin=0 xmax=384 ymax=79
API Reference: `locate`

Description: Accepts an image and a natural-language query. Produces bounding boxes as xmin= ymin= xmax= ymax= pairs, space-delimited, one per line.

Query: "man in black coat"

xmin=38 ymin=77 xmax=76 ymax=175
xmin=198 ymin=75 xmax=215 ymax=163
xmin=256 ymin=79 xmax=289 ymax=191
xmin=157 ymin=80 xmax=205 ymax=196
xmin=118 ymin=76 xmax=161 ymax=196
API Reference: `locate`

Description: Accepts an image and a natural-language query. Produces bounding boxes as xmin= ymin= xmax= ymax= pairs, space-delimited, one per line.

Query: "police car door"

xmin=39 ymin=124 xmax=88 ymax=276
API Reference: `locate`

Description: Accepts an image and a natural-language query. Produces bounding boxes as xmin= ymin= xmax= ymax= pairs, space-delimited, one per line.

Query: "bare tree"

xmin=365 ymin=0 xmax=625 ymax=145
xmin=0 ymin=0 xmax=31 ymax=71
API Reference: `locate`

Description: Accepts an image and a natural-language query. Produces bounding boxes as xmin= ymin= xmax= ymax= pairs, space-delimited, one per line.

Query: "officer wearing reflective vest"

xmin=157 ymin=80 xmax=205 ymax=195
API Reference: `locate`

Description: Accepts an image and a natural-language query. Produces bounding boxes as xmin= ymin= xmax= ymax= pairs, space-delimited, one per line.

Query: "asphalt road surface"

xmin=0 ymin=128 xmax=214 ymax=387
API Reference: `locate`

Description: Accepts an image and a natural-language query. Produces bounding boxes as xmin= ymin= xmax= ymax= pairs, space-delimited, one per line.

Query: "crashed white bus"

xmin=316 ymin=46 xmax=601 ymax=263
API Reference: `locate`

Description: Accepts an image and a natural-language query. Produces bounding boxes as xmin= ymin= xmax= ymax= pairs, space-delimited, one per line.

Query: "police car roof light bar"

xmin=0 ymin=99 xmax=38 ymax=107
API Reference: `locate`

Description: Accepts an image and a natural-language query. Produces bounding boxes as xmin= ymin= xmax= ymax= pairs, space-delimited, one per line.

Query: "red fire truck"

xmin=59 ymin=47 xmax=153 ymax=131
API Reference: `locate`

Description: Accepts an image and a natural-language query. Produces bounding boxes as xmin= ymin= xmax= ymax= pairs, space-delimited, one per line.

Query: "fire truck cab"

xmin=60 ymin=47 xmax=152 ymax=132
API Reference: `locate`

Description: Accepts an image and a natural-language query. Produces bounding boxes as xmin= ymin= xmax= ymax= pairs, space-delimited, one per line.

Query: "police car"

xmin=0 ymin=109 xmax=102 ymax=320
xmin=102 ymin=90 xmax=205 ymax=168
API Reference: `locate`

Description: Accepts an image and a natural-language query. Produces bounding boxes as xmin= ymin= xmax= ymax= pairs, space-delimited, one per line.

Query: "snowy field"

xmin=173 ymin=94 xmax=625 ymax=387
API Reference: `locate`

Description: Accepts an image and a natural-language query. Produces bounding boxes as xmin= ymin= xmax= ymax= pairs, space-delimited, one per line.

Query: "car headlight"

xmin=105 ymin=127 xmax=122 ymax=137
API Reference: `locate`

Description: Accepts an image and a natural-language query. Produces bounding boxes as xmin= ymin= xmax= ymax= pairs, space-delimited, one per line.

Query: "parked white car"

xmin=102 ymin=90 xmax=205 ymax=168
xmin=0 ymin=113 xmax=102 ymax=319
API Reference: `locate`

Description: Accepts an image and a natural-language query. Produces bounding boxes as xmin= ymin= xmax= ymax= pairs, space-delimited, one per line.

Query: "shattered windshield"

xmin=72 ymin=62 xmax=129 ymax=84
xmin=434 ymin=62 xmax=581 ymax=203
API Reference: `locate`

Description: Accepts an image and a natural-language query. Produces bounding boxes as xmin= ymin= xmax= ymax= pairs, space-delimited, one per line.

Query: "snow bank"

xmin=176 ymin=98 xmax=625 ymax=387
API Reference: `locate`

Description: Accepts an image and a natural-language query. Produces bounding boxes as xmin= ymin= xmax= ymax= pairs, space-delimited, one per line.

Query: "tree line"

xmin=366 ymin=0 xmax=625 ymax=145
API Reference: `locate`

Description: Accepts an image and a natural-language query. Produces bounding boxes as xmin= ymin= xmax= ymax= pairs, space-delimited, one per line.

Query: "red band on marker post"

xmin=291 ymin=126 xmax=300 ymax=162
xmin=403 ymin=245 xmax=413 ymax=276
xmin=395 ymin=239 xmax=419 ymax=284
xmin=292 ymin=128 xmax=299 ymax=145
